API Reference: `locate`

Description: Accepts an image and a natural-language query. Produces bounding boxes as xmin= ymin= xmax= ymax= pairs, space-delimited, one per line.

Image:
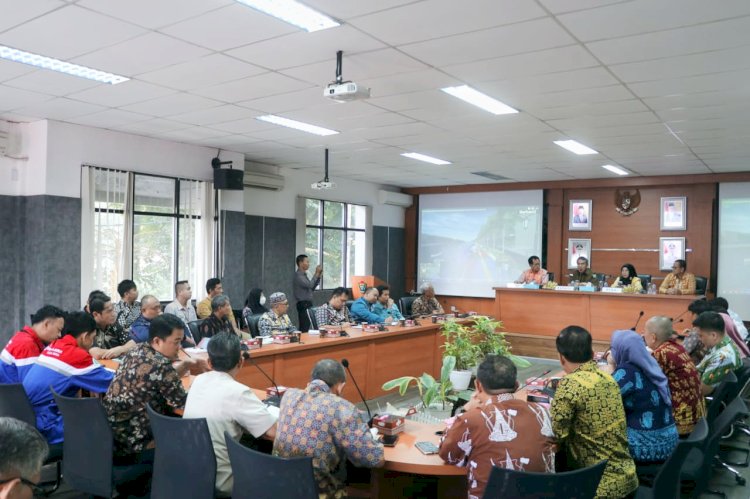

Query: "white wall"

xmin=243 ymin=162 xmax=406 ymax=228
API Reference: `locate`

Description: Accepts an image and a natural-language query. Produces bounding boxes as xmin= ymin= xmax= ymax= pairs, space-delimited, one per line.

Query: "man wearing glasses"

xmin=0 ymin=417 xmax=48 ymax=498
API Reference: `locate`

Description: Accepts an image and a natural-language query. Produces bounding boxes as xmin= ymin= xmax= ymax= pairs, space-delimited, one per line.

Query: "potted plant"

xmin=471 ymin=316 xmax=530 ymax=369
xmin=441 ymin=321 xmax=481 ymax=389
xmin=382 ymin=356 xmax=458 ymax=419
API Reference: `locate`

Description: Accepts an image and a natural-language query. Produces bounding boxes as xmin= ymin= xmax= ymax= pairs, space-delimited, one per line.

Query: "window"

xmin=305 ymin=199 xmax=367 ymax=289
xmin=89 ymin=167 xmax=209 ymax=300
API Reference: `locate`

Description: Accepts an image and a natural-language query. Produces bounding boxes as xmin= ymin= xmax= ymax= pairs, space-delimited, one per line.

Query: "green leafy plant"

xmin=382 ymin=355 xmax=458 ymax=410
xmin=441 ymin=321 xmax=482 ymax=371
xmin=471 ymin=316 xmax=531 ymax=368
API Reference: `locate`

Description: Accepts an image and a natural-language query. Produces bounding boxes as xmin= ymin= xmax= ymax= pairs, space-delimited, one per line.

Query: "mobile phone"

xmin=415 ymin=441 xmax=440 ymax=455
xmin=380 ymin=434 xmax=399 ymax=447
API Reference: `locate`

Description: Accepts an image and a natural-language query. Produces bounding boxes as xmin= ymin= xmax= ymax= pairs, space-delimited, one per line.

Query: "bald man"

xmin=129 ymin=295 xmax=162 ymax=343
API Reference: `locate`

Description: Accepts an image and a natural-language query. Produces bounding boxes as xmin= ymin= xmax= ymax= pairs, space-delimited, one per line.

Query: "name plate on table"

xmin=578 ymin=285 xmax=596 ymax=292
xmin=601 ymin=287 xmax=623 ymax=293
xmin=505 ymin=282 xmax=521 ymax=288
xmin=522 ymin=283 xmax=540 ymax=289
xmin=554 ymin=286 xmax=575 ymax=291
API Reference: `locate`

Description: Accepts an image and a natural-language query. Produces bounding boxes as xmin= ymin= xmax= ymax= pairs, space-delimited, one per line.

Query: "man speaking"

xmin=293 ymin=254 xmax=322 ymax=332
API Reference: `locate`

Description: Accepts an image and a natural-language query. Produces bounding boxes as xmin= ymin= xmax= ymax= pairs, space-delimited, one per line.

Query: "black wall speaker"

xmin=213 ymin=169 xmax=244 ymax=190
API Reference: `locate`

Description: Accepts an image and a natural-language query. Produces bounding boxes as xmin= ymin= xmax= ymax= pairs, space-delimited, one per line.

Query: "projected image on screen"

xmin=418 ymin=191 xmax=543 ymax=298
xmin=718 ymin=183 xmax=750 ymax=320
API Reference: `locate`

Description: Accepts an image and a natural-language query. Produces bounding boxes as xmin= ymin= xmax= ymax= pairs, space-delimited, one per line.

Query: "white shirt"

xmin=729 ymin=309 xmax=748 ymax=340
xmin=164 ymin=299 xmax=197 ymax=325
xmin=184 ymin=370 xmax=277 ymax=496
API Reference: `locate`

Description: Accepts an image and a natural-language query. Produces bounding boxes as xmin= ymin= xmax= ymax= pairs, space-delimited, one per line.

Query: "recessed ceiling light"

xmin=553 ymin=139 xmax=598 ymax=155
xmin=236 ymin=0 xmax=340 ymax=32
xmin=440 ymin=85 xmax=518 ymax=115
xmin=401 ymin=152 xmax=451 ymax=165
xmin=0 ymin=45 xmax=129 ymax=84
xmin=602 ymin=164 xmax=629 ymax=176
xmin=256 ymin=115 xmax=339 ymax=136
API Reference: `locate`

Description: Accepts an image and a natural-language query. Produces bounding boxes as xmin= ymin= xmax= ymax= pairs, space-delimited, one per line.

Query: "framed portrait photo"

xmin=569 ymin=199 xmax=592 ymax=231
xmin=568 ymin=238 xmax=592 ymax=269
xmin=660 ymin=196 xmax=686 ymax=230
xmin=659 ymin=237 xmax=685 ymax=271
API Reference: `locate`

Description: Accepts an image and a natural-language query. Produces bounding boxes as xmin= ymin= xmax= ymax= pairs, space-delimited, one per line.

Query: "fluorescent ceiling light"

xmin=401 ymin=152 xmax=451 ymax=165
xmin=553 ymin=139 xmax=598 ymax=155
xmin=601 ymin=164 xmax=629 ymax=176
xmin=236 ymin=0 xmax=339 ymax=32
xmin=0 ymin=45 xmax=129 ymax=84
xmin=256 ymin=115 xmax=339 ymax=136
xmin=441 ymin=85 xmax=518 ymax=115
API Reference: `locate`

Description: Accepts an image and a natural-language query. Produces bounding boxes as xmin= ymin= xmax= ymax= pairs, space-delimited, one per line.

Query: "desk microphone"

xmin=631 ymin=311 xmax=644 ymax=331
xmin=517 ymin=369 xmax=552 ymax=392
xmin=671 ymin=309 xmax=689 ymax=324
xmin=341 ymin=358 xmax=371 ymax=421
xmin=243 ymin=351 xmax=282 ymax=407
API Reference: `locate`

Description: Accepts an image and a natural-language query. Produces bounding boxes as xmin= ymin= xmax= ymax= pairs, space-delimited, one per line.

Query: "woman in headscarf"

xmin=612 ymin=263 xmax=643 ymax=293
xmin=242 ymin=288 xmax=267 ymax=328
xmin=610 ymin=329 xmax=678 ymax=463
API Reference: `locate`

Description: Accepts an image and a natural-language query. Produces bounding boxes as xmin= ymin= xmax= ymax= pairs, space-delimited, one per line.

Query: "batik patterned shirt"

xmin=315 ymin=303 xmax=350 ymax=327
xmin=198 ymin=314 xmax=235 ymax=340
xmin=439 ymin=393 xmax=555 ymax=499
xmin=696 ymin=335 xmax=742 ymax=388
xmin=103 ymin=343 xmax=187 ymax=456
xmin=652 ymin=339 xmax=706 ymax=435
xmin=411 ymin=296 xmax=444 ymax=316
xmin=659 ymin=272 xmax=696 ymax=295
xmin=273 ymin=380 xmax=383 ymax=498
xmin=93 ymin=323 xmax=130 ymax=350
xmin=114 ymin=300 xmax=141 ymax=330
xmin=551 ymin=361 xmax=638 ymax=498
xmin=258 ymin=310 xmax=296 ymax=337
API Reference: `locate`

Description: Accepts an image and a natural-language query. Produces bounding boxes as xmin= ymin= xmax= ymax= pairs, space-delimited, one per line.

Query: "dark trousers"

xmin=296 ymin=300 xmax=313 ymax=332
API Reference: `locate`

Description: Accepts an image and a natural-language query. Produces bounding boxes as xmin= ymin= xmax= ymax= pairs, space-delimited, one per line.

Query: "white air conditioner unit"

xmin=378 ymin=189 xmax=412 ymax=208
xmin=0 ymin=123 xmax=27 ymax=160
xmin=243 ymin=171 xmax=284 ymax=191
xmin=0 ymin=129 xmax=8 ymax=156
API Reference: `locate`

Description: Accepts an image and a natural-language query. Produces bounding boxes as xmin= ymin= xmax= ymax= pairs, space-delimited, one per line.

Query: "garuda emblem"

xmin=615 ymin=189 xmax=640 ymax=216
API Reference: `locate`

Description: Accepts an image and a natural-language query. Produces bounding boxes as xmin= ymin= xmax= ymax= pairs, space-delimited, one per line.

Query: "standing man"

xmin=293 ymin=254 xmax=322 ymax=333
xmin=659 ymin=259 xmax=696 ymax=295
xmin=114 ymin=279 xmax=140 ymax=330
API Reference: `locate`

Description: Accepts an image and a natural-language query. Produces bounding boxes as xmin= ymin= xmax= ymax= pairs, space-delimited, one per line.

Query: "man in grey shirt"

xmin=164 ymin=280 xmax=197 ymax=345
xmin=293 ymin=254 xmax=322 ymax=332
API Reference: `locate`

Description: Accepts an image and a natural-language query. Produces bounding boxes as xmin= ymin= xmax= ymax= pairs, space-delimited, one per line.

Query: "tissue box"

xmin=362 ymin=324 xmax=380 ymax=333
xmin=373 ymin=414 xmax=405 ymax=435
xmin=266 ymin=386 xmax=287 ymax=398
xmin=242 ymin=338 xmax=261 ymax=350
xmin=320 ymin=328 xmax=341 ymax=338
xmin=272 ymin=335 xmax=290 ymax=344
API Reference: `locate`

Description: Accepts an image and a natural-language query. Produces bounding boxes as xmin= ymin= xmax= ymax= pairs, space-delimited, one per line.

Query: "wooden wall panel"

xmin=545 ymin=189 xmax=564 ymax=281
xmin=436 ymin=296 xmax=495 ymax=316
xmin=404 ymin=201 xmax=418 ymax=294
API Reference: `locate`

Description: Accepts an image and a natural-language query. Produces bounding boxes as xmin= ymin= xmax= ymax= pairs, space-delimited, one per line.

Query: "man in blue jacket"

xmin=129 ymin=295 xmax=163 ymax=343
xmin=350 ymin=287 xmax=383 ymax=324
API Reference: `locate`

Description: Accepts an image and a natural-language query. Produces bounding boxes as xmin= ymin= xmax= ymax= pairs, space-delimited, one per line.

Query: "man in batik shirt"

xmin=113 ymin=279 xmax=141 ymax=330
xmin=694 ymin=311 xmax=742 ymax=396
xmin=88 ymin=291 xmax=136 ymax=360
xmin=551 ymin=326 xmax=638 ymax=499
xmin=274 ymin=359 xmax=383 ymax=498
xmin=258 ymin=292 xmax=297 ymax=337
xmin=315 ymin=287 xmax=351 ymax=328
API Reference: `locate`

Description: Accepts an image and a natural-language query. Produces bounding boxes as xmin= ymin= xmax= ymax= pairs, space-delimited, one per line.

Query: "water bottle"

xmin=648 ymin=283 xmax=657 ymax=295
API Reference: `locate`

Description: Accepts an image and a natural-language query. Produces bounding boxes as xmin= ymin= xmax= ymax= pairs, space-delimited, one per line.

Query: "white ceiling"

xmin=1 ymin=0 xmax=750 ymax=187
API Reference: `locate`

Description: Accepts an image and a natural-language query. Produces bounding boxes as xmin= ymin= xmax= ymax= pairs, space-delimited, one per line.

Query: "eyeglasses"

xmin=0 ymin=476 xmax=45 ymax=495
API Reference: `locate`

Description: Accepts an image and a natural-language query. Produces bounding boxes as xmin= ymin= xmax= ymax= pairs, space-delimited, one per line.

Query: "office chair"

xmin=482 ymin=460 xmax=606 ymax=498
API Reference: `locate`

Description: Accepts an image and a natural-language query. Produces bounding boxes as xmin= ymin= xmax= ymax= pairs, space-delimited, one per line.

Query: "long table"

xmin=493 ymin=287 xmax=699 ymax=341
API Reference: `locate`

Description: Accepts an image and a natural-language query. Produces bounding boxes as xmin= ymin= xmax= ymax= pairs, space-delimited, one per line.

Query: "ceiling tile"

xmin=169 ymin=104 xmax=258 ymax=126
xmin=239 ymin=87 xmax=340 ymax=113
xmin=0 ymin=85 xmax=52 ymax=111
xmin=537 ymin=0 xmax=630 ymax=15
xmin=138 ymin=53 xmax=265 ymax=91
xmin=191 ymin=72 xmax=312 ymax=103
xmin=303 ymin=0 xmax=416 ymax=20
xmin=13 ymin=97 xmax=105 ymax=120
xmin=3 ymin=69 xmax=100 ymax=96
xmin=121 ymin=93 xmax=223 ymax=116
xmin=0 ymin=0 xmax=64 ymax=33
xmin=66 ymin=108 xmax=152 ymax=128
xmin=67 ymin=80 xmax=176 ymax=107
xmin=77 ymin=0 xmax=232 ymax=29
xmin=0 ymin=59 xmax=35 ymax=83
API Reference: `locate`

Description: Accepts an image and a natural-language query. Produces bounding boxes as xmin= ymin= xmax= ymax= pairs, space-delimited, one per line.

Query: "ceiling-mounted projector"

xmin=311 ymin=149 xmax=336 ymax=190
xmin=324 ymin=50 xmax=370 ymax=103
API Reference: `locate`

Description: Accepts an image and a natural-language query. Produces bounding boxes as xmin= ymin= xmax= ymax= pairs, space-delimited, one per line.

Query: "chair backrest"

xmin=649 ymin=418 xmax=709 ymax=497
xmin=52 ymin=391 xmax=116 ymax=497
xmin=345 ymin=300 xmax=354 ymax=312
xmin=147 ymin=405 xmax=216 ymax=499
xmin=547 ymin=272 xmax=555 ymax=283
xmin=695 ymin=275 xmax=707 ymax=295
xmin=232 ymin=309 xmax=244 ymax=329
xmin=188 ymin=319 xmax=206 ymax=344
xmin=706 ymin=370 xmax=738 ymax=424
xmin=0 ymin=383 xmax=37 ymax=425
xmin=307 ymin=307 xmax=319 ymax=330
xmin=638 ymin=274 xmax=652 ymax=288
xmin=224 ymin=432 xmax=318 ymax=499
xmin=398 ymin=296 xmax=418 ymax=317
xmin=482 ymin=460 xmax=607 ymax=499
xmin=247 ymin=314 xmax=263 ymax=338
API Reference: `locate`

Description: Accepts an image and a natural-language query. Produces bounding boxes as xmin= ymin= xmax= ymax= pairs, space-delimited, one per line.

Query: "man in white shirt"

xmin=183 ymin=333 xmax=277 ymax=497
xmin=164 ymin=281 xmax=197 ymax=346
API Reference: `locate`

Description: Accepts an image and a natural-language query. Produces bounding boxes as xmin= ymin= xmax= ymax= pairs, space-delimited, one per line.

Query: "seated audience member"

xmin=612 ymin=263 xmax=643 ymax=293
xmin=128 ymin=295 xmax=162 ymax=343
xmin=439 ymin=355 xmax=555 ymax=498
xmin=712 ymin=297 xmax=748 ymax=341
xmin=242 ymin=288 xmax=267 ymax=328
xmin=273 ymin=359 xmax=384 ymax=497
xmin=350 ymin=287 xmax=383 ymax=324
xmin=197 ymin=278 xmax=237 ymax=327
xmin=694 ymin=311 xmax=742 ymax=396
xmin=680 ymin=298 xmax=713 ymax=363
xmin=88 ymin=292 xmax=136 ymax=360
xmin=551 ymin=326 xmax=637 ymax=498
xmin=0 ymin=417 xmax=49 ymax=499
xmin=1 ymin=305 xmax=64 ymax=384
xmin=315 ymin=287 xmax=351 ymax=328
xmin=23 ymin=312 xmax=113 ymax=445
xmin=659 ymin=259 xmax=696 ymax=295
xmin=410 ymin=283 xmax=445 ymax=316
xmin=609 ymin=330 xmax=678 ymax=463
xmin=164 ymin=280 xmax=198 ymax=326
xmin=569 ymin=256 xmax=596 ymax=285
xmin=113 ymin=279 xmax=140 ymax=330
xmin=184 ymin=333 xmax=277 ymax=497
xmin=104 ymin=314 xmax=207 ymax=461
xmin=644 ymin=316 xmax=705 ymax=436
xmin=258 ymin=292 xmax=297 ymax=337
xmin=515 ymin=256 xmax=549 ymax=286
xmin=198 ymin=295 xmax=237 ymax=340
xmin=372 ymin=285 xmax=405 ymax=322
xmin=710 ymin=299 xmax=750 ymax=358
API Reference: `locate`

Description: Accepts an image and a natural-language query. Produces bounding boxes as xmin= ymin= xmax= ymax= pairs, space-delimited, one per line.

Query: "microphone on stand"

xmin=341 ymin=358 xmax=372 ymax=421
xmin=671 ymin=308 xmax=689 ymax=324
xmin=516 ymin=369 xmax=552 ymax=392
xmin=243 ymin=351 xmax=282 ymax=407
xmin=631 ymin=311 xmax=644 ymax=331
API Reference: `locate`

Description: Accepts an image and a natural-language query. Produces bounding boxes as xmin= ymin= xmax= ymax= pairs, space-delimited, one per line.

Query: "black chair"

xmin=635 ymin=418 xmax=709 ymax=498
xmin=52 ymin=390 xmax=151 ymax=498
xmin=345 ymin=300 xmax=355 ymax=312
xmin=547 ymin=272 xmax=555 ymax=283
xmin=188 ymin=318 xmax=206 ymax=344
xmin=706 ymin=371 xmax=738 ymax=425
xmin=695 ymin=276 xmax=708 ymax=295
xmin=482 ymin=459 xmax=606 ymax=498
xmin=638 ymin=274 xmax=652 ymax=289
xmin=232 ymin=308 xmax=245 ymax=329
xmin=307 ymin=307 xmax=319 ymax=330
xmin=398 ymin=296 xmax=419 ymax=317
xmin=0 ymin=384 xmax=63 ymax=493
xmin=247 ymin=313 xmax=264 ymax=338
xmin=225 ymin=432 xmax=318 ymax=499
xmin=146 ymin=405 xmax=216 ymax=499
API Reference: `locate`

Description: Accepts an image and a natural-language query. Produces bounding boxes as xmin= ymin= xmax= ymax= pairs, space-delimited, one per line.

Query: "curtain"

xmin=80 ymin=166 xmax=95 ymax=306
xmin=119 ymin=171 xmax=134 ymax=280
xmin=199 ymin=182 xmax=216 ymax=296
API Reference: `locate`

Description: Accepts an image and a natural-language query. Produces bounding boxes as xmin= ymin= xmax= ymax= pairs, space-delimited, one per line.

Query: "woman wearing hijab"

xmin=609 ymin=329 xmax=678 ymax=463
xmin=612 ymin=263 xmax=643 ymax=293
xmin=242 ymin=288 xmax=267 ymax=328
